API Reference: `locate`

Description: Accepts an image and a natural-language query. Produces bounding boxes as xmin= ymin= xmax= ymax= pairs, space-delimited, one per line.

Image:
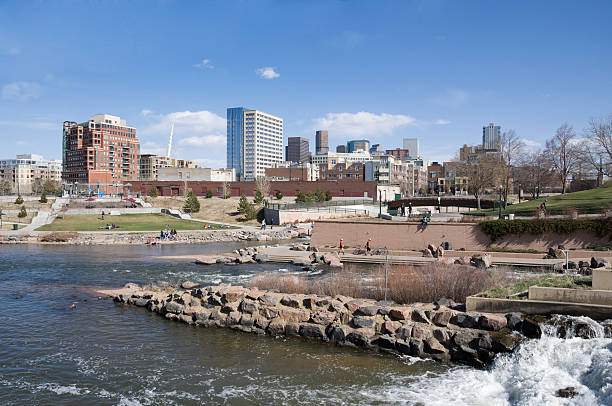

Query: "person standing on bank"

xmin=261 ymin=218 xmax=266 ymax=230
xmin=366 ymin=238 xmax=372 ymax=255
xmin=408 ymin=202 xmax=413 ymax=217
xmin=339 ymin=238 xmax=344 ymax=254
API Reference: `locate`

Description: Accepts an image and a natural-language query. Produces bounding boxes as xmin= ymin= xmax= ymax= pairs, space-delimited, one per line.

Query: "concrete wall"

xmin=64 ymin=208 xmax=163 ymax=215
xmin=528 ymin=286 xmax=612 ymax=306
xmin=593 ymin=269 xmax=612 ymax=290
xmin=310 ymin=219 xmax=612 ymax=251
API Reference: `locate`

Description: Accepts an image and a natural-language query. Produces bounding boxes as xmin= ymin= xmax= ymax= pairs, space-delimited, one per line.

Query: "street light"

xmin=498 ymin=185 xmax=503 ymax=220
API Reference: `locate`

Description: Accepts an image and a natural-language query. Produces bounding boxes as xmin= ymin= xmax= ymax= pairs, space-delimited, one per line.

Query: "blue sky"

xmin=1 ymin=0 xmax=611 ymax=167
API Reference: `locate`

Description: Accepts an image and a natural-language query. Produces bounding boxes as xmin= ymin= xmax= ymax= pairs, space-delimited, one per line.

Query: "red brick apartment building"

xmin=319 ymin=163 xmax=365 ymax=182
xmin=62 ymin=114 xmax=140 ymax=194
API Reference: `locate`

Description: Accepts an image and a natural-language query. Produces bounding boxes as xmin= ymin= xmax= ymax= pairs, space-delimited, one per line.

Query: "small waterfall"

xmin=385 ymin=316 xmax=612 ymax=405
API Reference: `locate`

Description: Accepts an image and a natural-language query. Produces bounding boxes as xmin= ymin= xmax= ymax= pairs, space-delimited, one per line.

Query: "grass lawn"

xmin=36 ymin=213 xmax=238 ymax=232
xmin=473 ymin=181 xmax=612 ymax=216
xmin=477 ymin=274 xmax=592 ymax=299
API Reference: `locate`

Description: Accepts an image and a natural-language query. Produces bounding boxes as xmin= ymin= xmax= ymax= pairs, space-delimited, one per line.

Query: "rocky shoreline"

xmin=105 ymin=283 xmax=571 ymax=368
xmin=0 ymin=226 xmax=307 ymax=245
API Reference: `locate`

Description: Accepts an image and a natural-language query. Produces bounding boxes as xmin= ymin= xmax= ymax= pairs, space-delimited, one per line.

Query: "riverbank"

xmin=0 ymin=225 xmax=309 ymax=245
xmin=102 ymin=282 xmax=597 ymax=368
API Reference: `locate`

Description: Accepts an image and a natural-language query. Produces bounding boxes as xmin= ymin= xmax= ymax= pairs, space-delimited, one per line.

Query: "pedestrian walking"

xmin=366 ymin=238 xmax=372 ymax=255
xmin=339 ymin=238 xmax=345 ymax=254
xmin=401 ymin=204 xmax=405 ymax=217
xmin=261 ymin=218 xmax=266 ymax=230
xmin=408 ymin=202 xmax=413 ymax=216
xmin=101 ymin=211 xmax=104 ymax=220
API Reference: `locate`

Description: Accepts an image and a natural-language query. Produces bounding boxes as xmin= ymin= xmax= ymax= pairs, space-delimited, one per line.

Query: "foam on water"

xmin=365 ymin=315 xmax=611 ymax=406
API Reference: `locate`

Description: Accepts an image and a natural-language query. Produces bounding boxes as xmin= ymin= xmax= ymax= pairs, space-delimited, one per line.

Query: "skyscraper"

xmin=226 ymin=107 xmax=284 ymax=180
xmin=402 ymin=138 xmax=419 ymax=158
xmin=315 ymin=130 xmax=329 ymax=154
xmin=482 ymin=123 xmax=501 ymax=150
xmin=347 ymin=139 xmax=370 ymax=153
xmin=62 ymin=114 xmax=139 ymax=194
xmin=286 ymin=137 xmax=310 ymax=164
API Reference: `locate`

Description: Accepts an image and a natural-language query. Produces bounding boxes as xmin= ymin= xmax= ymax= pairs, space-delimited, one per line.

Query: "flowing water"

xmin=0 ymin=244 xmax=610 ymax=405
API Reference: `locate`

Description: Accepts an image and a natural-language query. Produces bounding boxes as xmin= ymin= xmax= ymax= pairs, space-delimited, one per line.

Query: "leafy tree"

xmin=15 ymin=195 xmax=23 ymax=204
xmin=18 ymin=205 xmax=27 ymax=218
xmin=254 ymin=190 xmax=264 ymax=204
xmin=39 ymin=191 xmax=47 ymax=203
xmin=183 ymin=190 xmax=200 ymax=213
xmin=0 ymin=180 xmax=10 ymax=195
xmin=275 ymin=190 xmax=283 ymax=200
xmin=315 ymin=188 xmax=325 ymax=202
xmin=295 ymin=191 xmax=306 ymax=203
xmin=149 ymin=187 xmax=158 ymax=198
xmin=205 ymin=190 xmax=213 ymax=199
xmin=325 ymin=191 xmax=332 ymax=201
xmin=305 ymin=191 xmax=316 ymax=202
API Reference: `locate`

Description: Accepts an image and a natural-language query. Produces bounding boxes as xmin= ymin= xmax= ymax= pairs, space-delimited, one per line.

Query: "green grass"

xmin=478 ymin=274 xmax=592 ymax=299
xmin=472 ymin=181 xmax=612 ymax=216
xmin=36 ymin=213 xmax=238 ymax=232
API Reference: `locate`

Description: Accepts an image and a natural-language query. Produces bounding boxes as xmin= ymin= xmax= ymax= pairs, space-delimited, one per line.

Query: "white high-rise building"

xmin=402 ymin=138 xmax=419 ymax=158
xmin=227 ymin=107 xmax=284 ymax=180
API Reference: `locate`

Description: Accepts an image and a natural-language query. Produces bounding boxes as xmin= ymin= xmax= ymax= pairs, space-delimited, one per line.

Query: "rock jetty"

xmin=108 ymin=283 xmax=551 ymax=367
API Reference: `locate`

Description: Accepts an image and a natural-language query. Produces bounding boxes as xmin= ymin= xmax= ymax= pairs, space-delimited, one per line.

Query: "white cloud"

xmin=194 ymin=59 xmax=214 ymax=69
xmin=521 ymin=139 xmax=541 ymax=147
xmin=141 ymin=110 xmax=225 ymax=136
xmin=179 ymin=135 xmax=226 ymax=147
xmin=435 ymin=119 xmax=451 ymax=125
xmin=312 ymin=112 xmax=416 ymax=138
xmin=140 ymin=109 xmax=153 ymax=117
xmin=256 ymin=67 xmax=280 ymax=79
xmin=1 ymin=81 xmax=42 ymax=101
xmin=139 ymin=110 xmax=227 ymax=166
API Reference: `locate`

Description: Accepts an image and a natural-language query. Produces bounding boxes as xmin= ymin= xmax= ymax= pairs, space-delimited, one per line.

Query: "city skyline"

xmin=1 ymin=1 xmax=612 ymax=166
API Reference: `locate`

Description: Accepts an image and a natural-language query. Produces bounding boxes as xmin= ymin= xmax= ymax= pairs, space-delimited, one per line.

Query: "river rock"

xmin=278 ymin=309 xmax=310 ymax=323
xmin=285 ymin=322 xmax=300 ymax=336
xmin=389 ymin=307 xmax=412 ymax=321
xmin=356 ymin=306 xmax=380 ymax=316
xmin=221 ymin=286 xmax=245 ymax=303
xmin=181 ymin=281 xmax=200 ymax=289
xmin=259 ymin=293 xmax=279 ymax=306
xmin=165 ymin=302 xmax=184 ymax=314
xmin=433 ymin=310 xmax=455 ymax=327
xmin=328 ymin=325 xmax=350 ymax=342
xmin=133 ymin=298 xmax=148 ymax=307
xmin=478 ymin=314 xmax=507 ymax=331
xmin=470 ymin=254 xmax=492 ymax=268
xmin=300 ymin=324 xmax=326 ymax=340
xmin=395 ymin=326 xmax=412 ymax=340
xmin=373 ymin=335 xmax=396 ymax=350
xmin=253 ymin=254 xmax=269 ymax=263
xmin=311 ymin=310 xmax=336 ymax=325
xmin=347 ymin=329 xmax=373 ymax=348
xmin=557 ymin=387 xmax=578 ymax=398
xmin=505 ymin=313 xmax=523 ymax=331
xmin=409 ymin=338 xmax=424 ymax=356
xmin=451 ymin=313 xmax=480 ymax=329
xmin=281 ymin=295 xmax=301 ymax=308
xmin=239 ymin=300 xmax=258 ymax=314
xmin=412 ymin=309 xmax=431 ymax=324
xmin=591 ymin=257 xmax=609 ymax=268
xmin=424 ymin=337 xmax=447 ymax=354
xmin=267 ymin=318 xmax=286 ymax=336
xmin=195 ymin=256 xmax=217 ymax=265
xmin=521 ymin=318 xmax=542 ymax=338
xmin=352 ymin=316 xmax=376 ymax=329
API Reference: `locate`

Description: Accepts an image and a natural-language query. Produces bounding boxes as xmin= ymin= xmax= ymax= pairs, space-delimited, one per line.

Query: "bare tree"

xmin=515 ymin=150 xmax=554 ymax=199
xmin=581 ymin=115 xmax=612 ymax=182
xmin=545 ymin=123 xmax=577 ymax=194
xmin=457 ymin=156 xmax=500 ymax=210
xmin=499 ymin=129 xmax=524 ymax=206
xmin=255 ymin=176 xmax=271 ymax=200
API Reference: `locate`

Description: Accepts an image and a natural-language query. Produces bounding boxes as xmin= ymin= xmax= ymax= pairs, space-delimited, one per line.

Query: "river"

xmin=0 ymin=244 xmax=610 ymax=405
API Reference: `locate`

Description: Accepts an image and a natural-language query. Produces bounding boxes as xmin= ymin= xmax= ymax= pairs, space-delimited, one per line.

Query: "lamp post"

xmin=498 ymin=185 xmax=503 ymax=220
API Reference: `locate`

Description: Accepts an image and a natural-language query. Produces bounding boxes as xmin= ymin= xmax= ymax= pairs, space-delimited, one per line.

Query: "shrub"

xmin=15 ymin=195 xmax=23 ymax=204
xmin=325 ymin=191 xmax=332 ymax=201
xmin=149 ymin=187 xmax=158 ymax=198
xmin=250 ymin=263 xmax=506 ymax=304
xmin=254 ymin=190 xmax=264 ymax=204
xmin=17 ymin=205 xmax=27 ymax=218
xmin=39 ymin=192 xmax=47 ymax=203
xmin=479 ymin=218 xmax=612 ymax=242
xmin=295 ymin=191 xmax=306 ymax=203
xmin=205 ymin=190 xmax=213 ymax=199
xmin=275 ymin=190 xmax=283 ymax=200
xmin=183 ymin=190 xmax=200 ymax=213
xmin=237 ymin=194 xmax=257 ymax=220
xmin=305 ymin=191 xmax=316 ymax=202
xmin=40 ymin=232 xmax=77 ymax=242
xmin=315 ymin=188 xmax=325 ymax=202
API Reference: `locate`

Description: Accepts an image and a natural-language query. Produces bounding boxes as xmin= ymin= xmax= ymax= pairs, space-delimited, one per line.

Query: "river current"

xmin=0 ymin=244 xmax=610 ymax=405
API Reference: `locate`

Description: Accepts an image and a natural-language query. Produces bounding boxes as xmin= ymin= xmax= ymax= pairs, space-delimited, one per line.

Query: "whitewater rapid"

xmin=370 ymin=315 xmax=611 ymax=405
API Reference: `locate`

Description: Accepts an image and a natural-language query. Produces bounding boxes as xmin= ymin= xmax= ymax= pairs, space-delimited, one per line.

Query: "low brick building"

xmin=130 ymin=180 xmax=378 ymax=200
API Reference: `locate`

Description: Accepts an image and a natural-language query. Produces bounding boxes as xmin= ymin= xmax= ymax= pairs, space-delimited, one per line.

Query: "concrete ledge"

xmin=593 ymin=269 xmax=612 ymax=290
xmin=528 ymin=286 xmax=612 ymax=306
xmin=466 ymin=296 xmax=612 ymax=320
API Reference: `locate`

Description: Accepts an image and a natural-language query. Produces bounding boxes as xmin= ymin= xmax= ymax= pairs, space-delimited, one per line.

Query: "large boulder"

xmin=299 ymin=324 xmax=326 ymax=340
xmin=181 ymin=281 xmax=200 ymax=289
xmin=591 ymin=257 xmax=609 ymax=268
xmin=194 ymin=256 xmax=216 ymax=265
xmin=470 ymin=254 xmax=492 ymax=268
xmin=389 ymin=307 xmax=412 ymax=321
xmin=280 ymin=295 xmax=301 ymax=308
xmin=311 ymin=310 xmax=336 ymax=325
xmin=478 ymin=314 xmax=507 ymax=331
xmin=352 ymin=316 xmax=376 ymax=329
